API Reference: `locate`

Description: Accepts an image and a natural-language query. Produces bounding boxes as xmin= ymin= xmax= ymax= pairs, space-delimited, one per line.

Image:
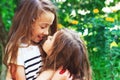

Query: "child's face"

xmin=42 ymin=31 xmax=58 ymax=56
xmin=31 ymin=11 xmax=55 ymax=43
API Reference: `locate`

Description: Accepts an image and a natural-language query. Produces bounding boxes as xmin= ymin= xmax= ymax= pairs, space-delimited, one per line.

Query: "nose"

xmin=43 ymin=29 xmax=49 ymax=35
xmin=47 ymin=36 xmax=52 ymax=40
xmin=48 ymin=36 xmax=52 ymax=38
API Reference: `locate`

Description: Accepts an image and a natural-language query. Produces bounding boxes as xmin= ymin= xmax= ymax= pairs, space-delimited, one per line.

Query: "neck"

xmin=31 ymin=41 xmax=40 ymax=46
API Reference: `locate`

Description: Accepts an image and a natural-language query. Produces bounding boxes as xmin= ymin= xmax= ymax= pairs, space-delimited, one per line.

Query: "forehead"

xmin=53 ymin=30 xmax=63 ymax=38
xmin=35 ymin=11 xmax=55 ymax=25
xmin=52 ymin=31 xmax=58 ymax=38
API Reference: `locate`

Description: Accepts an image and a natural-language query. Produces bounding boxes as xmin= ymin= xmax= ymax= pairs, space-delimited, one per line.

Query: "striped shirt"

xmin=17 ymin=44 xmax=43 ymax=80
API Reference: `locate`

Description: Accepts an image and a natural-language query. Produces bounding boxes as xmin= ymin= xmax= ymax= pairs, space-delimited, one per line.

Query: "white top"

xmin=17 ymin=44 xmax=43 ymax=80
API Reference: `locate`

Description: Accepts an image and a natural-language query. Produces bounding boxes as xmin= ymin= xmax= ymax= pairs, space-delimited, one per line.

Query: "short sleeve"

xmin=17 ymin=48 xmax=25 ymax=66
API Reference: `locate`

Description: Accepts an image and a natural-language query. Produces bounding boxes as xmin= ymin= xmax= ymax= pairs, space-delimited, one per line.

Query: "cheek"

xmin=43 ymin=42 xmax=49 ymax=53
xmin=32 ymin=29 xmax=41 ymax=35
xmin=43 ymin=41 xmax=52 ymax=55
xmin=31 ymin=30 xmax=36 ymax=38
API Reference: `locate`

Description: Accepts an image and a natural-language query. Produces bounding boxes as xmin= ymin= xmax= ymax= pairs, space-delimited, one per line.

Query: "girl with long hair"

xmin=36 ymin=28 xmax=92 ymax=80
xmin=3 ymin=0 xmax=70 ymax=80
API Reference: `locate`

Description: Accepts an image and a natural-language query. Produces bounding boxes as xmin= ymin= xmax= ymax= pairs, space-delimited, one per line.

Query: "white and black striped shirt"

xmin=17 ymin=44 xmax=43 ymax=80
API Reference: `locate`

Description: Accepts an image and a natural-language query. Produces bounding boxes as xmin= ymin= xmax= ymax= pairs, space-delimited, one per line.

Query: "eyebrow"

xmin=39 ymin=22 xmax=52 ymax=25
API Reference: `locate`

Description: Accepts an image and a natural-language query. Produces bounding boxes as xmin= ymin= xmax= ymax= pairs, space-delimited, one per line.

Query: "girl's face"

xmin=31 ymin=11 xmax=55 ymax=43
xmin=42 ymin=31 xmax=58 ymax=56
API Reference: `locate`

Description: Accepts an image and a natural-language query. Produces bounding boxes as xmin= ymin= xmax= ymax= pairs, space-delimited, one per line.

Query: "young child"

xmin=36 ymin=28 xmax=92 ymax=80
xmin=3 ymin=0 xmax=58 ymax=80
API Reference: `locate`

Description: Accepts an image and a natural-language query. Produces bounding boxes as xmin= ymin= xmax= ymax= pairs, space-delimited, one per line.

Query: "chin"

xmin=31 ymin=40 xmax=40 ymax=44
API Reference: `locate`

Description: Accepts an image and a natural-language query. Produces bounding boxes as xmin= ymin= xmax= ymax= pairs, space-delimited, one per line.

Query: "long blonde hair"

xmin=4 ymin=0 xmax=57 ymax=66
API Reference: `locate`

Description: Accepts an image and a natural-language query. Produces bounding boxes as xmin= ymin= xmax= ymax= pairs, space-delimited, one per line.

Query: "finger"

xmin=68 ymin=75 xmax=73 ymax=80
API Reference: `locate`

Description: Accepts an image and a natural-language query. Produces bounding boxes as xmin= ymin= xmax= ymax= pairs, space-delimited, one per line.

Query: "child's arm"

xmin=15 ymin=65 xmax=26 ymax=80
xmin=36 ymin=68 xmax=73 ymax=80
xmin=51 ymin=69 xmax=73 ymax=80
xmin=6 ymin=64 xmax=26 ymax=80
xmin=35 ymin=69 xmax=55 ymax=80
xmin=6 ymin=67 xmax=12 ymax=80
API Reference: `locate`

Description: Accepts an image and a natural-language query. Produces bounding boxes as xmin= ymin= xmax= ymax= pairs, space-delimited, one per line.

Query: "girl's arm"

xmin=51 ymin=69 xmax=73 ymax=80
xmin=6 ymin=66 xmax=12 ymax=80
xmin=15 ymin=65 xmax=26 ymax=80
xmin=36 ymin=68 xmax=73 ymax=80
xmin=35 ymin=69 xmax=55 ymax=80
xmin=6 ymin=64 xmax=26 ymax=80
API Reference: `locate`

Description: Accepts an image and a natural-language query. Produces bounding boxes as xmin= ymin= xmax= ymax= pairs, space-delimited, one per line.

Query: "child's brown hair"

xmin=42 ymin=28 xmax=92 ymax=80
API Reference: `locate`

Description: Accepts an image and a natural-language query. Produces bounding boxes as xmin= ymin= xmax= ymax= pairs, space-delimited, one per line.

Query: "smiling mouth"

xmin=38 ymin=36 xmax=43 ymax=41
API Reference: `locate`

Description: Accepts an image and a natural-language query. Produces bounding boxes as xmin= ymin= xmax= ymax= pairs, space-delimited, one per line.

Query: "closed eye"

xmin=48 ymin=36 xmax=53 ymax=40
xmin=40 ymin=24 xmax=47 ymax=29
xmin=49 ymin=37 xmax=52 ymax=40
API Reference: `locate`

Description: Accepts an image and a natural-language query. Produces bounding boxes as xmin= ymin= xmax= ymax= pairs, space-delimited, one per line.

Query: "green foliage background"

xmin=0 ymin=0 xmax=120 ymax=80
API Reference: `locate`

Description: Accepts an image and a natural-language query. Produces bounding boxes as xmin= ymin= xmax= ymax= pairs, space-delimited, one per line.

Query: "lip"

xmin=38 ymin=37 xmax=42 ymax=41
xmin=38 ymin=36 xmax=43 ymax=41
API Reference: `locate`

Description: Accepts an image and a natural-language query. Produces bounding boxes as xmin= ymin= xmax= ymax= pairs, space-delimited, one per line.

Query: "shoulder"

xmin=18 ymin=44 xmax=41 ymax=60
xmin=18 ymin=44 xmax=39 ymax=54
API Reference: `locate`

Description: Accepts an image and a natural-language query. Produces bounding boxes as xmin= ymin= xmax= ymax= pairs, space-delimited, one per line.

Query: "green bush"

xmin=0 ymin=0 xmax=120 ymax=80
xmin=55 ymin=0 xmax=120 ymax=79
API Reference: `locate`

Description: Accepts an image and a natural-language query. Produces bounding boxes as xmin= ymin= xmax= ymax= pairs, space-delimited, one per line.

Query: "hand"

xmin=35 ymin=69 xmax=55 ymax=80
xmin=51 ymin=67 xmax=73 ymax=80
